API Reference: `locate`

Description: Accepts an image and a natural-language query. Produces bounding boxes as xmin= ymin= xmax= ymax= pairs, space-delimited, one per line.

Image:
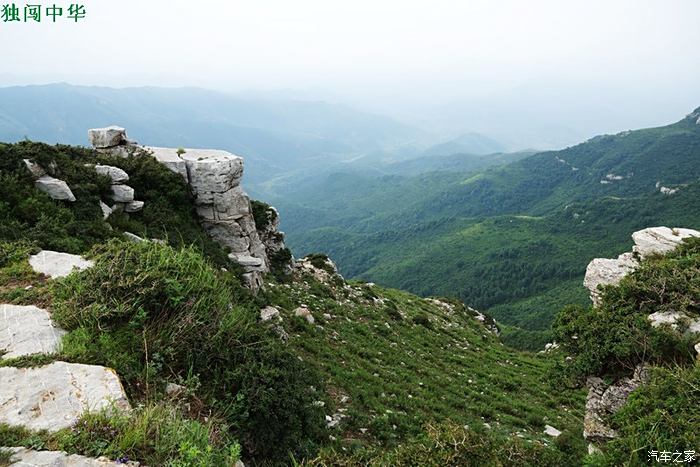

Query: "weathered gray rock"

xmin=123 ymin=232 xmax=144 ymax=243
xmin=144 ymin=147 xmax=188 ymax=180
xmin=1 ymin=304 xmax=66 ymax=360
xmin=124 ymin=200 xmax=144 ymax=213
xmin=0 ymin=361 xmax=130 ymax=432
xmin=94 ymin=164 xmax=129 ymax=184
xmin=23 ymin=159 xmax=45 ymax=178
xmin=229 ymin=254 xmax=264 ymax=269
xmin=294 ymin=307 xmax=315 ymax=324
xmin=632 ymin=227 xmax=700 ymax=259
xmin=180 ymin=150 xmax=244 ymax=194
xmin=108 ymin=185 xmax=134 ymax=203
xmin=584 ymin=253 xmax=638 ymax=307
xmin=4 ymin=447 xmax=140 ymax=466
xmin=543 ymin=425 xmax=562 ymax=437
xmin=260 ymin=306 xmax=281 ymax=322
xmin=583 ymin=366 xmax=649 ymax=442
xmin=88 ymin=126 xmax=126 ymax=149
xmin=35 ymin=176 xmax=76 ymax=202
xmin=165 ymin=382 xmax=185 ymax=398
xmin=29 ymin=251 xmax=94 ymax=279
xmin=99 ymin=200 xmax=112 ymax=220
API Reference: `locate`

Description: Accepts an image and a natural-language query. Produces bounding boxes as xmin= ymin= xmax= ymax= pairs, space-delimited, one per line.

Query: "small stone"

xmin=294 ymin=307 xmax=315 ymax=324
xmin=544 ymin=425 xmax=562 ymax=437
xmin=124 ymin=200 xmax=145 ymax=213
xmin=123 ymin=231 xmax=144 ymax=243
xmin=260 ymin=306 xmax=281 ymax=322
xmin=23 ymin=159 xmax=45 ymax=178
xmin=165 ymin=382 xmax=186 ymax=397
xmin=323 ymin=313 xmax=332 ymax=320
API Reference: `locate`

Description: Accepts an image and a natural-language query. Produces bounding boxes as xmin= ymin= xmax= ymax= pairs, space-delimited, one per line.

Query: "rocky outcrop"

xmin=29 ymin=250 xmax=94 ymax=279
xmin=582 ymin=226 xmax=700 ymax=449
xmin=0 ymin=361 xmax=130 ymax=432
xmin=254 ymin=204 xmax=294 ymax=272
xmin=584 ymin=227 xmax=700 ymax=305
xmin=0 ymin=304 xmax=66 ymax=360
xmin=584 ymin=366 xmax=649 ymax=442
xmin=87 ymin=126 xmax=293 ymax=290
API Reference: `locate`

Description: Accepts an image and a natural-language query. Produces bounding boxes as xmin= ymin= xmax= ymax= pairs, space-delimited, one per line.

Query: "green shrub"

xmin=50 ymin=240 xmax=326 ymax=464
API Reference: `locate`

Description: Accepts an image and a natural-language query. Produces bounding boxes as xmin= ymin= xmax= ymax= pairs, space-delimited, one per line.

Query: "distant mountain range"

xmin=272 ymin=107 xmax=700 ymax=349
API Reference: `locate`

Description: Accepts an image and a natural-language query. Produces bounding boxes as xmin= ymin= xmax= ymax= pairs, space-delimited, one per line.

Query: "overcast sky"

xmin=2 ymin=0 xmax=699 ymax=145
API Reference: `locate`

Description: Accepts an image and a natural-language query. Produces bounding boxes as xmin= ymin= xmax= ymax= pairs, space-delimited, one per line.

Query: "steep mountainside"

xmin=0 ymin=138 xmax=587 ymax=466
xmin=274 ymin=108 xmax=700 ymax=348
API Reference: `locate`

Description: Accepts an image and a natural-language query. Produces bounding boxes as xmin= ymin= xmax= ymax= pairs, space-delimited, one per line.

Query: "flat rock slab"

xmin=29 ymin=251 xmax=94 ymax=279
xmin=1 ymin=305 xmax=66 ymax=360
xmin=3 ymin=447 xmax=140 ymax=466
xmin=0 ymin=361 xmax=130 ymax=432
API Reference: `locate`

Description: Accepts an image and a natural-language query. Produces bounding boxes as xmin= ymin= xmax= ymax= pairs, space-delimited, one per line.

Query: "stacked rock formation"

xmin=87 ymin=126 xmax=289 ymax=289
xmin=582 ymin=226 xmax=700 ymax=447
xmin=23 ymin=159 xmax=76 ymax=202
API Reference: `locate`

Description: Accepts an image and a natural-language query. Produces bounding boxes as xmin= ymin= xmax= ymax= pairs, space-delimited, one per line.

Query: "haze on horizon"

xmin=2 ymin=0 xmax=699 ymax=150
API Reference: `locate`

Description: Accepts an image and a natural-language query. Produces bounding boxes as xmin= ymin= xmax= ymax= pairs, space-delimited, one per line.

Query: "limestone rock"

xmin=4 ymin=447 xmax=140 ymax=466
xmin=165 ymin=382 xmax=185 ymax=398
xmin=294 ymin=307 xmax=315 ymax=324
xmin=88 ymin=126 xmax=126 ymax=148
xmin=123 ymin=232 xmax=144 ymax=243
xmin=543 ymin=425 xmax=562 ymax=437
xmin=0 ymin=304 xmax=67 ymax=360
xmin=0 ymin=361 xmax=130 ymax=432
xmin=35 ymin=175 xmax=76 ymax=202
xmin=229 ymin=254 xmax=264 ymax=269
xmin=23 ymin=159 xmax=45 ymax=178
xmin=99 ymin=201 xmax=112 ymax=220
xmin=124 ymin=200 xmax=144 ymax=213
xmin=94 ymin=164 xmax=129 ymax=184
xmin=584 ymin=253 xmax=639 ymax=307
xmin=583 ymin=366 xmax=649 ymax=442
xmin=260 ymin=306 xmax=281 ymax=322
xmin=29 ymin=250 xmax=94 ymax=279
xmin=632 ymin=227 xmax=700 ymax=259
xmin=109 ymin=185 xmax=135 ymax=203
xmin=180 ymin=150 xmax=244 ymax=194
xmin=144 ymin=147 xmax=188 ymax=180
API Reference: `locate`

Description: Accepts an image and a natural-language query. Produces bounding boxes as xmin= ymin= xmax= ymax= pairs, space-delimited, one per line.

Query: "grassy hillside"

xmin=274 ymin=108 xmax=700 ymax=348
xmin=0 ymin=141 xmax=587 ymax=465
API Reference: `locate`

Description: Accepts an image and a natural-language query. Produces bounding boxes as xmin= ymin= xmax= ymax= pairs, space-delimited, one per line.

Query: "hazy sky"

xmin=2 ymin=0 xmax=700 ymax=146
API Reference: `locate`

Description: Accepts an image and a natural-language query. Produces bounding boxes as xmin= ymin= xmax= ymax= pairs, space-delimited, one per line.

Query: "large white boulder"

xmin=35 ymin=175 xmax=76 ymax=202
xmin=0 ymin=361 xmax=130 ymax=432
xmin=88 ymin=126 xmax=126 ymax=149
xmin=29 ymin=250 xmax=94 ymax=279
xmin=0 ymin=304 xmax=66 ymax=359
xmin=583 ymin=253 xmax=639 ymax=307
xmin=632 ymin=227 xmax=700 ymax=259
xmin=109 ymin=184 xmax=135 ymax=203
xmin=124 ymin=200 xmax=144 ymax=213
xmin=94 ymin=164 xmax=129 ymax=183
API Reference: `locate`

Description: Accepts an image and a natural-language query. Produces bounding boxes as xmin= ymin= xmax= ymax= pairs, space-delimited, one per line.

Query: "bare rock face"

xmin=0 ymin=304 xmax=67 ymax=360
xmin=35 ymin=175 xmax=76 ymax=202
xmin=631 ymin=227 xmax=700 ymax=259
xmin=88 ymin=126 xmax=127 ymax=149
xmin=4 ymin=447 xmax=141 ymax=466
xmin=29 ymin=250 xmax=94 ymax=279
xmin=109 ymin=184 xmax=135 ymax=203
xmin=584 ymin=366 xmax=649 ymax=443
xmin=0 ymin=361 xmax=130 ymax=432
xmin=143 ymin=145 xmax=270 ymax=284
xmin=583 ymin=253 xmax=639 ymax=307
xmin=584 ymin=227 xmax=700 ymax=306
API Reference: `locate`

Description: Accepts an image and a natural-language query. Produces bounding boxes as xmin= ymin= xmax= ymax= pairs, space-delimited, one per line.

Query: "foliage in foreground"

xmin=0 ymin=405 xmax=240 ymax=466
xmin=48 ymin=240 xmax=326 ymax=464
